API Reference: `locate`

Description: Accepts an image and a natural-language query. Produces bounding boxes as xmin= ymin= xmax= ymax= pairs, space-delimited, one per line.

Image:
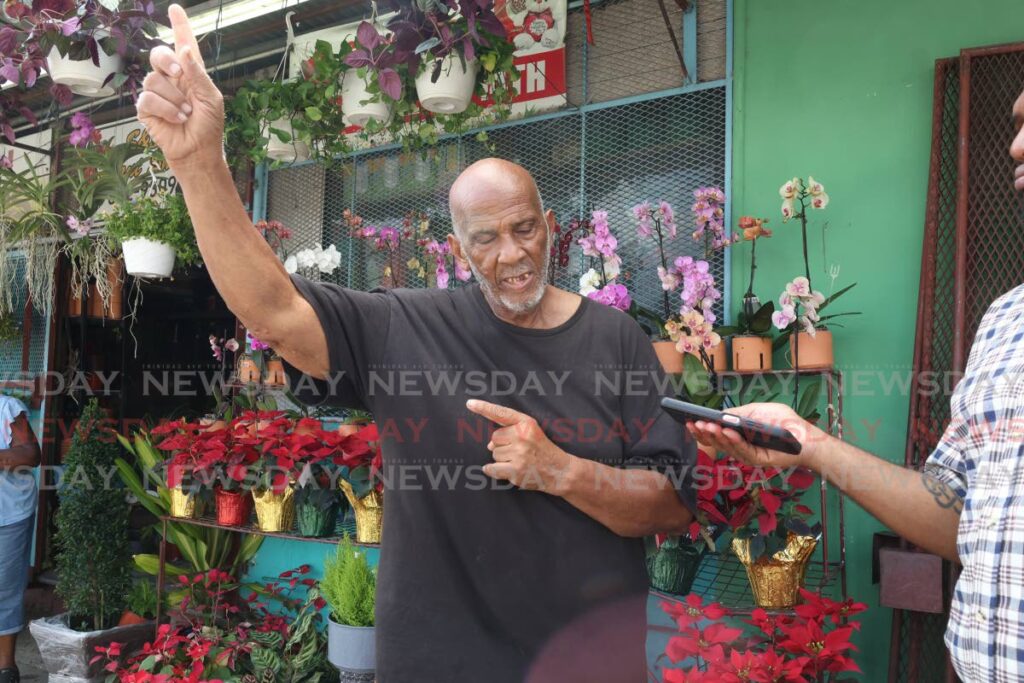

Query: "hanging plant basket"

xmin=341 ymin=70 xmax=392 ymax=127
xmin=265 ymin=118 xmax=310 ymax=163
xmin=47 ymin=39 xmax=123 ymax=97
xmin=415 ymin=53 xmax=479 ymax=114
xmin=121 ymin=238 xmax=176 ymax=278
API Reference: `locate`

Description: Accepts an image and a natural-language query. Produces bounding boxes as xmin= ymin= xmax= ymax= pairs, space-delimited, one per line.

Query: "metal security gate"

xmin=263 ymin=85 xmax=729 ymax=319
xmin=900 ymin=43 xmax=1024 ymax=683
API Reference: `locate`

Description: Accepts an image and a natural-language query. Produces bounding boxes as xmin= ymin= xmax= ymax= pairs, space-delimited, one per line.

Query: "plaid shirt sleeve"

xmin=923 ymin=420 xmax=970 ymax=499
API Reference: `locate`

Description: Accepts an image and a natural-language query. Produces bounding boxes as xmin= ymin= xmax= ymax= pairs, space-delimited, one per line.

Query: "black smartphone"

xmin=660 ymin=397 xmax=803 ymax=455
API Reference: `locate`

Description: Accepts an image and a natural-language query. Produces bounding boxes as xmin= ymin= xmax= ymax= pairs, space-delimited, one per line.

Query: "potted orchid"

xmin=575 ymin=210 xmax=632 ymax=312
xmin=720 ymin=216 xmax=776 ymax=372
xmin=772 ymin=176 xmax=858 ymax=369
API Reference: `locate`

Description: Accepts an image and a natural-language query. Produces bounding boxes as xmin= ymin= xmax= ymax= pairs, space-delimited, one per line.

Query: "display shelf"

xmin=651 ymin=553 xmax=845 ymax=616
xmin=157 ymin=513 xmax=378 ymax=548
xmin=154 ymin=511 xmax=378 ymax=624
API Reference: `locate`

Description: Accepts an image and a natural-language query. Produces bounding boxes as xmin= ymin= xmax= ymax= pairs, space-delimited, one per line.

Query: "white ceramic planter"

xmin=327 ymin=618 xmax=375 ymax=674
xmin=265 ymin=119 xmax=310 ymax=163
xmin=415 ymin=53 xmax=479 ymax=114
xmin=121 ymin=238 xmax=176 ymax=278
xmin=341 ymin=71 xmax=392 ymax=127
xmin=47 ymin=41 xmax=123 ymax=97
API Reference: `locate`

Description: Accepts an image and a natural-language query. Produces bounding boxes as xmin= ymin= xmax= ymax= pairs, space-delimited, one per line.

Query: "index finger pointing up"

xmin=466 ymin=399 xmax=527 ymax=426
xmin=168 ymin=4 xmax=205 ymax=68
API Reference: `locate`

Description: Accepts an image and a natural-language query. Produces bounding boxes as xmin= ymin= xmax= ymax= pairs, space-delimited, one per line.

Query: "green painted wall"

xmin=732 ymin=0 xmax=1024 ymax=678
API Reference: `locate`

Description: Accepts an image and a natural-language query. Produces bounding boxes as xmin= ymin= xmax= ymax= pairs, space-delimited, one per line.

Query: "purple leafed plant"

xmin=1 ymin=0 xmax=160 ymax=100
xmin=387 ymin=0 xmax=506 ymax=81
xmin=343 ymin=21 xmax=403 ymax=101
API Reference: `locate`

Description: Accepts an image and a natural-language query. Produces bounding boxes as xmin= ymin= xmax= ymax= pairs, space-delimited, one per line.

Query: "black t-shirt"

xmin=287 ymin=277 xmax=696 ymax=683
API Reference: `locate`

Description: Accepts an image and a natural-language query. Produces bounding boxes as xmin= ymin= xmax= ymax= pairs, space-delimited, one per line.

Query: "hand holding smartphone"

xmin=660 ymin=397 xmax=803 ymax=456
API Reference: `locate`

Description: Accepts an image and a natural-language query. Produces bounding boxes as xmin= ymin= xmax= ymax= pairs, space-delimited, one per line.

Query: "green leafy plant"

xmin=0 ymin=312 xmax=20 ymax=343
xmin=102 ymin=193 xmax=201 ymax=268
xmin=226 ymin=74 xmax=349 ymax=168
xmin=55 ymin=399 xmax=132 ymax=631
xmin=716 ymin=301 xmax=776 ymax=339
xmin=125 ymin=580 xmax=159 ymax=620
xmin=115 ymin=431 xmax=263 ymax=581
xmin=248 ymin=586 xmax=335 ymax=683
xmin=0 ymin=154 xmax=69 ymax=316
xmin=320 ymin=536 xmax=376 ymax=627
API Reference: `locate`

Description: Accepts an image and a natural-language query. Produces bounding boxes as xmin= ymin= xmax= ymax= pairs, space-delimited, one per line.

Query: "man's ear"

xmin=447 ymin=233 xmax=470 ymax=271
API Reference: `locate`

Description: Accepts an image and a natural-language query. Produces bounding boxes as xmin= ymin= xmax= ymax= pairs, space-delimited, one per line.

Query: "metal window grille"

xmin=902 ymin=43 xmax=1024 ymax=683
xmin=265 ymin=87 xmax=729 ymax=321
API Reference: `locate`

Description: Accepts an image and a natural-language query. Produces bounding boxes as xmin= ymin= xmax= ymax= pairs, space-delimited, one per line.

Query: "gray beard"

xmin=468 ymin=236 xmax=550 ymax=316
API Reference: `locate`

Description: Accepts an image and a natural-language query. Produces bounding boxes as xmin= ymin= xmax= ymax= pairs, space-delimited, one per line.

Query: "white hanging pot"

xmin=265 ymin=118 xmax=310 ymax=163
xmin=46 ymin=32 xmax=123 ymax=97
xmin=415 ymin=53 xmax=479 ymax=114
xmin=121 ymin=238 xmax=176 ymax=278
xmin=341 ymin=70 xmax=393 ymax=127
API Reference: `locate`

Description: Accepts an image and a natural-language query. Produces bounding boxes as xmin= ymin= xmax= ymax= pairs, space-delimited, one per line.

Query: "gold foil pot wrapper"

xmin=731 ymin=533 xmax=818 ymax=609
xmin=252 ymin=486 xmax=296 ymax=532
xmin=169 ymin=485 xmax=201 ymax=519
xmin=339 ymin=479 xmax=383 ymax=544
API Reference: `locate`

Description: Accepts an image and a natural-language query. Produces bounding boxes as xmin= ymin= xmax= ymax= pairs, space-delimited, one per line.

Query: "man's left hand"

xmin=466 ymin=399 xmax=575 ymax=495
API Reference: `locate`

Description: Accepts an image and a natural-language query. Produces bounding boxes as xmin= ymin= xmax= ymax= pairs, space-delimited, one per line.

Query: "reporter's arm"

xmin=694 ymin=418 xmax=962 ymax=563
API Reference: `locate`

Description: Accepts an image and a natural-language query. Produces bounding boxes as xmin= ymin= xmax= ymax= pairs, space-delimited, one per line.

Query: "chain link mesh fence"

xmin=266 ymin=87 xmax=728 ymax=318
xmin=0 ymin=252 xmax=50 ymax=432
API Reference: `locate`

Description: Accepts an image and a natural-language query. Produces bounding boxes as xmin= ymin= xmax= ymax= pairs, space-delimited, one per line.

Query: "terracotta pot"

xmin=789 ymin=330 xmax=834 ymax=370
xmin=117 ymin=610 xmax=147 ymax=627
xmin=685 ymin=344 xmax=728 ymax=373
xmin=86 ymin=283 xmax=104 ymax=318
xmin=732 ymin=335 xmax=773 ymax=372
xmin=336 ymin=424 xmax=361 ymax=438
xmin=215 ymin=488 xmax=252 ymax=527
xmin=653 ymin=341 xmax=684 ymax=374
xmin=731 ymin=533 xmax=818 ymax=609
xmin=237 ymin=355 xmax=261 ymax=384
xmin=199 ymin=417 xmax=227 ymax=431
xmin=264 ymin=358 xmax=287 ymax=386
xmin=67 ymin=284 xmax=84 ymax=317
xmin=104 ymin=258 xmax=124 ymax=319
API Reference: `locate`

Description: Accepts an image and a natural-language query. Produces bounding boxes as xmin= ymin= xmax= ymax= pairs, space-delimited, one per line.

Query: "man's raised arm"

xmin=136 ymin=4 xmax=328 ymax=378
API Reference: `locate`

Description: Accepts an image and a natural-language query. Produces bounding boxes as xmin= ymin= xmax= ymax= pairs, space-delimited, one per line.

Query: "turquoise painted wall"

xmin=732 ymin=0 xmax=1024 ymax=679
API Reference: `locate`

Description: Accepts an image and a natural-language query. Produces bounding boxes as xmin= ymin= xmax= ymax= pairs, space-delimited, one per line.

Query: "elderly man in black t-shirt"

xmin=137 ymin=8 xmax=696 ymax=681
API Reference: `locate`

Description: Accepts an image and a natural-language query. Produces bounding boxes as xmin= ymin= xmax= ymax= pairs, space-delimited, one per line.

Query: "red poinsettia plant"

xmin=657 ymin=590 xmax=867 ymax=682
xmin=693 ymin=448 xmax=819 ymax=560
xmin=94 ymin=566 xmax=331 ymax=683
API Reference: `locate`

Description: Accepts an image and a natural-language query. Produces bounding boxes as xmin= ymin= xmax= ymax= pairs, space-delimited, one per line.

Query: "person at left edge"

xmin=0 ymin=394 xmax=41 ymax=683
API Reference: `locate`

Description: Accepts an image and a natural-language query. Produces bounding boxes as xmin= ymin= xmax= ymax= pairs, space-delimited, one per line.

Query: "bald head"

xmin=449 ymin=158 xmax=544 ymax=238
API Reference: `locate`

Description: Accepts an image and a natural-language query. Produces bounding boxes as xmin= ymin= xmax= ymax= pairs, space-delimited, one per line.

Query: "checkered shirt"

xmin=925 ymin=284 xmax=1024 ymax=682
